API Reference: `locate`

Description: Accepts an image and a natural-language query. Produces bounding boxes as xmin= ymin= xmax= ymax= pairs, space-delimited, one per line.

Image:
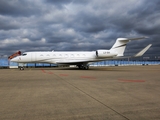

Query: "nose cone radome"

xmin=10 ymin=57 xmax=19 ymax=62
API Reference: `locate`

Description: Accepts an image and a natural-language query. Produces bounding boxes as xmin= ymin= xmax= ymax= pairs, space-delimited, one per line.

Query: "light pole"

xmin=0 ymin=55 xmax=4 ymax=67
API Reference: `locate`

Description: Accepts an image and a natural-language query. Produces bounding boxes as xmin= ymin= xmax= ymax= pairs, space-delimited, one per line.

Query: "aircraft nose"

xmin=10 ymin=57 xmax=19 ymax=62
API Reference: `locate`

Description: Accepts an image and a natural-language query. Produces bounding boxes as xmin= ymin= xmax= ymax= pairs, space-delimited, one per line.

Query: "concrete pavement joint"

xmin=118 ymin=79 xmax=145 ymax=83
xmin=54 ymin=73 xmax=130 ymax=120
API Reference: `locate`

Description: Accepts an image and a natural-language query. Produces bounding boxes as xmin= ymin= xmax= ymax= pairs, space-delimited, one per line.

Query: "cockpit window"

xmin=22 ymin=53 xmax=27 ymax=56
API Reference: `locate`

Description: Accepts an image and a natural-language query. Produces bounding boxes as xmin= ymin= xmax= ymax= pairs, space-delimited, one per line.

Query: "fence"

xmin=0 ymin=58 xmax=160 ymax=68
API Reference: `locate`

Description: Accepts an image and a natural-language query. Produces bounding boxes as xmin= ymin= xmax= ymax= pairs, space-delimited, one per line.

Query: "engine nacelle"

xmin=96 ymin=50 xmax=117 ymax=58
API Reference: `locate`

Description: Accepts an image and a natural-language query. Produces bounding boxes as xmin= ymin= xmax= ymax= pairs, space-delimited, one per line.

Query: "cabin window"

xmin=22 ymin=53 xmax=27 ymax=56
xmin=71 ymin=54 xmax=74 ymax=57
xmin=65 ymin=54 xmax=68 ymax=57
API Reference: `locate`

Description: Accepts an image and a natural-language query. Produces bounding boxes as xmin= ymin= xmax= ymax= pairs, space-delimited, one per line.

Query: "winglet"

xmin=134 ymin=44 xmax=152 ymax=57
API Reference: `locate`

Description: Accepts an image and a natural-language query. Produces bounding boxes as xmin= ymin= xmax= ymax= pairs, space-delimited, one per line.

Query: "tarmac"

xmin=0 ymin=65 xmax=160 ymax=120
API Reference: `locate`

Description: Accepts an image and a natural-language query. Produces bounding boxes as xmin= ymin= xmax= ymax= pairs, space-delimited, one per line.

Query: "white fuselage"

xmin=11 ymin=50 xmax=117 ymax=64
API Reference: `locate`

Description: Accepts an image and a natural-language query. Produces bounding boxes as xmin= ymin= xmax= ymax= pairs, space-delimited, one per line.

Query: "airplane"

xmin=10 ymin=37 xmax=152 ymax=70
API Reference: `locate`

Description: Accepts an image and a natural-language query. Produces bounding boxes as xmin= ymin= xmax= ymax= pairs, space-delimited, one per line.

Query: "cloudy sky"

xmin=0 ymin=0 xmax=160 ymax=57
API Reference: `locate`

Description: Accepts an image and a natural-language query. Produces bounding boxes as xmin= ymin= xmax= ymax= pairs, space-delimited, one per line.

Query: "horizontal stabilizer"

xmin=125 ymin=36 xmax=148 ymax=41
xmin=134 ymin=44 xmax=152 ymax=57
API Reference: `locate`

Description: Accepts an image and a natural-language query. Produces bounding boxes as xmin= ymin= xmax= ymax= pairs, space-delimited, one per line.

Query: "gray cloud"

xmin=0 ymin=0 xmax=42 ymax=17
xmin=0 ymin=0 xmax=160 ymax=57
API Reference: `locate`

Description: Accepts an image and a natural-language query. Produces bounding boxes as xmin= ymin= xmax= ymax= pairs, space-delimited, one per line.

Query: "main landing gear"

xmin=77 ymin=65 xmax=89 ymax=70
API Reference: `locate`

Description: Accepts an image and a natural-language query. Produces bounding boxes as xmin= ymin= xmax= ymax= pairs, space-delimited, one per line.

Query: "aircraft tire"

xmin=19 ymin=67 xmax=24 ymax=70
xmin=84 ymin=66 xmax=89 ymax=70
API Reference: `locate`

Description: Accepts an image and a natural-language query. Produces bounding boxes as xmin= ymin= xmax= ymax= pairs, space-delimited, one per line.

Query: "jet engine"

xmin=96 ymin=50 xmax=117 ymax=58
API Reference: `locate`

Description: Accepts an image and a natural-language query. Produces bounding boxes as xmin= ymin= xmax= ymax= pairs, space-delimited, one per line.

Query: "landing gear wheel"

xmin=84 ymin=66 xmax=89 ymax=70
xmin=19 ymin=67 xmax=24 ymax=70
xmin=78 ymin=65 xmax=81 ymax=69
xmin=77 ymin=65 xmax=89 ymax=70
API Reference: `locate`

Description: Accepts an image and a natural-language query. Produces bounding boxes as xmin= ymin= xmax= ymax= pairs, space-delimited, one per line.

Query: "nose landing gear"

xmin=19 ymin=63 xmax=25 ymax=70
xmin=19 ymin=66 xmax=24 ymax=70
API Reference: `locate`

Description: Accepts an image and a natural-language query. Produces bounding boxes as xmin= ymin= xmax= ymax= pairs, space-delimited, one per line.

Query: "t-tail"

xmin=110 ymin=37 xmax=147 ymax=56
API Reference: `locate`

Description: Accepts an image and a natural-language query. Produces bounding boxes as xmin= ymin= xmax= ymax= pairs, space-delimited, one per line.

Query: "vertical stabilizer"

xmin=110 ymin=37 xmax=146 ymax=56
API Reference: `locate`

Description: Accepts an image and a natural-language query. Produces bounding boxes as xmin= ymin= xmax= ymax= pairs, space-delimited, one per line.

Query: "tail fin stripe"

xmin=112 ymin=44 xmax=127 ymax=49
